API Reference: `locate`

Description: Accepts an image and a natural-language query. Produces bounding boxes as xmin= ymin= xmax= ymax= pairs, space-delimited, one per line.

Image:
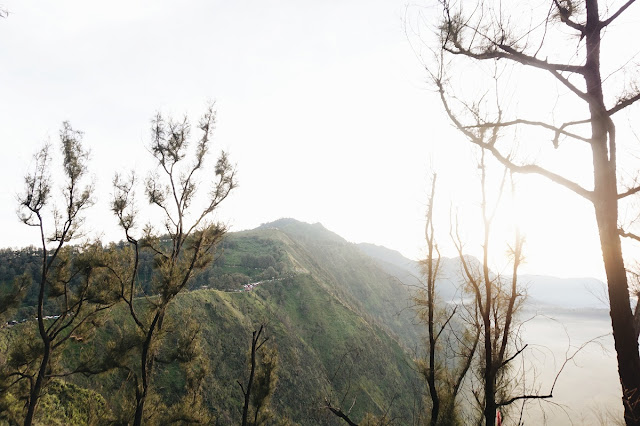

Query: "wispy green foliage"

xmin=107 ymin=104 xmax=236 ymax=425
xmin=4 ymin=123 xmax=120 ymax=426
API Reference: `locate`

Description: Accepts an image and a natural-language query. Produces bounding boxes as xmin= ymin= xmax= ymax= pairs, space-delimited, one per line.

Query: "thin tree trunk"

xmin=482 ymin=318 xmax=495 ymax=426
xmin=24 ymin=333 xmax=50 ymax=426
xmin=133 ymin=310 xmax=162 ymax=426
xmin=427 ymin=325 xmax=440 ymax=426
xmin=133 ymin=398 xmax=145 ymax=426
xmin=24 ymin=226 xmax=50 ymax=426
xmin=426 ymin=176 xmax=440 ymax=426
xmin=481 ymin=155 xmax=496 ymax=426
xmin=242 ymin=327 xmax=262 ymax=426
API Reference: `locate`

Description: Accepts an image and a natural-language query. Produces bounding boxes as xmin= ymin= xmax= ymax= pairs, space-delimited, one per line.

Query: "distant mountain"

xmin=520 ymin=274 xmax=608 ymax=309
xmin=356 ymin=241 xmax=609 ymax=310
xmin=255 ymin=219 xmax=424 ymax=349
xmin=258 ymin=218 xmax=346 ymax=244
xmin=357 ymin=243 xmax=469 ymax=303
xmin=357 ymin=243 xmax=417 ymax=272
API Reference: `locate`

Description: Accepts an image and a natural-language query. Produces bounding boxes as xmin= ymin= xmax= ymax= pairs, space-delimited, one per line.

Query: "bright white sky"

xmin=4 ymin=0 xmax=638 ymax=281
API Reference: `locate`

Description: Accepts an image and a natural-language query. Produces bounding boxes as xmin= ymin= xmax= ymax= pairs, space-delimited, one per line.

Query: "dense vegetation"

xmin=0 ymin=219 xmax=426 ymax=425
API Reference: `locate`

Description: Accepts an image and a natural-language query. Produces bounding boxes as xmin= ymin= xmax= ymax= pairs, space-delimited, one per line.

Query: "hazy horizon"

xmin=1 ymin=1 xmax=625 ymax=282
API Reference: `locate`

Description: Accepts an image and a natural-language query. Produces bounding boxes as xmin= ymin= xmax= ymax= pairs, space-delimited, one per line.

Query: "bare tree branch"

xmin=463 ymin=118 xmax=591 ymax=144
xmin=325 ymin=399 xmax=359 ymax=426
xmin=608 ymin=92 xmax=640 ymax=116
xmin=600 ymin=0 xmax=637 ymax=27
xmin=436 ymin=79 xmax=594 ymax=201
xmin=499 ymin=344 xmax=528 ymax=370
xmin=619 ymin=229 xmax=640 ymax=242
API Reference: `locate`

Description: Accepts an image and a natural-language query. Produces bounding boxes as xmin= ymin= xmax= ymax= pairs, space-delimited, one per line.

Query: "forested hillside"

xmin=0 ymin=219 xmax=426 ymax=425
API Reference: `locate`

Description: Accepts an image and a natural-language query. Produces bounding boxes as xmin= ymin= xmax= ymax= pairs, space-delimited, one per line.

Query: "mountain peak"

xmin=256 ymin=218 xmax=346 ymax=243
xmin=258 ymin=218 xmax=308 ymax=229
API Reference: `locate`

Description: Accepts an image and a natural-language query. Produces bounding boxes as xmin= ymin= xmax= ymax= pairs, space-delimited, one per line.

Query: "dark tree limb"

xmin=325 ymin=400 xmax=359 ymax=426
xmin=552 ymin=0 xmax=586 ymax=33
xmin=600 ymin=0 xmax=637 ymax=27
xmin=499 ymin=344 xmax=528 ymax=370
xmin=239 ymin=324 xmax=268 ymax=426
xmin=608 ymin=92 xmax=640 ymax=116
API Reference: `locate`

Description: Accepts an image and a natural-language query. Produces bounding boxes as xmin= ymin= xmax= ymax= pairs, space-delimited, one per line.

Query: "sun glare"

xmin=435 ymin=159 xmax=606 ymax=280
xmin=510 ymin=179 xmax=604 ymax=280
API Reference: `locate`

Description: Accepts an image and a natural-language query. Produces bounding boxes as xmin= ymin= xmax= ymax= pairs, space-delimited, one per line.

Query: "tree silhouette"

xmin=414 ymin=173 xmax=478 ymax=425
xmin=429 ymin=0 xmax=640 ymax=422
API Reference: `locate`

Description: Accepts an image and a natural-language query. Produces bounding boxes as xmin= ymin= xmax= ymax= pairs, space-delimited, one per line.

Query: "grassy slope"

xmin=135 ymin=220 xmax=424 ymax=423
xmin=260 ymin=220 xmax=423 ymax=350
xmin=175 ymin=277 xmax=418 ymax=424
xmin=68 ymin=274 xmax=419 ymax=424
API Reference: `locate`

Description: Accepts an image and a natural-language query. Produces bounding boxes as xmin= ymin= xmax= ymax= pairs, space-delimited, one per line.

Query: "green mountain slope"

xmin=257 ymin=219 xmax=424 ymax=350
xmin=1 ymin=219 xmax=426 ymax=424
xmin=357 ymin=243 xmax=465 ymax=304
xmin=164 ymin=277 xmax=419 ymax=424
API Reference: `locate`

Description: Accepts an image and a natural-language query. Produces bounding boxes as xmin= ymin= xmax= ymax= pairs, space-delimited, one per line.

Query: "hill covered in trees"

xmin=0 ymin=219 xmax=427 ymax=424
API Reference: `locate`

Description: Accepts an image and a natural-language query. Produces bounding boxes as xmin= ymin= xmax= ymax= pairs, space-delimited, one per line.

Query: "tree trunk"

xmin=483 ymin=326 xmax=495 ymax=426
xmin=23 ymin=342 xmax=50 ymax=426
xmin=242 ymin=328 xmax=260 ymax=426
xmin=424 ymin=175 xmax=441 ymax=426
xmin=427 ymin=326 xmax=440 ymax=426
xmin=583 ymin=0 xmax=640 ymax=422
xmin=594 ymin=198 xmax=640 ymax=424
xmin=24 ymin=246 xmax=50 ymax=426
xmin=427 ymin=220 xmax=440 ymax=426
xmin=133 ymin=310 xmax=162 ymax=426
xmin=133 ymin=398 xmax=146 ymax=426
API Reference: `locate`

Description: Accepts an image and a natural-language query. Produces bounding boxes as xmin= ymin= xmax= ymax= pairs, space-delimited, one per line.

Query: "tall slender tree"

xmin=451 ymin=153 xmax=528 ymax=425
xmin=430 ymin=0 xmax=640 ymax=422
xmin=414 ymin=173 xmax=478 ymax=426
xmin=109 ymin=104 xmax=236 ymax=425
xmin=238 ymin=324 xmax=279 ymax=426
xmin=12 ymin=124 xmax=117 ymax=426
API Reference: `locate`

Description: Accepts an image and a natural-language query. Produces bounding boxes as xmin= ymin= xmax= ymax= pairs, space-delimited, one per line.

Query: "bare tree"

xmin=323 ymin=347 xmax=365 ymax=426
xmin=238 ymin=324 xmax=279 ymax=426
xmin=449 ymin=153 xmax=556 ymax=425
xmin=109 ymin=104 xmax=236 ymax=425
xmin=429 ymin=0 xmax=640 ymax=422
xmin=414 ymin=173 xmax=479 ymax=425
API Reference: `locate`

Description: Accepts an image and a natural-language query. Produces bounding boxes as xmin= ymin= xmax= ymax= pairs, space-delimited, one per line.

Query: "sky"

xmin=3 ymin=0 xmax=638 ymax=281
